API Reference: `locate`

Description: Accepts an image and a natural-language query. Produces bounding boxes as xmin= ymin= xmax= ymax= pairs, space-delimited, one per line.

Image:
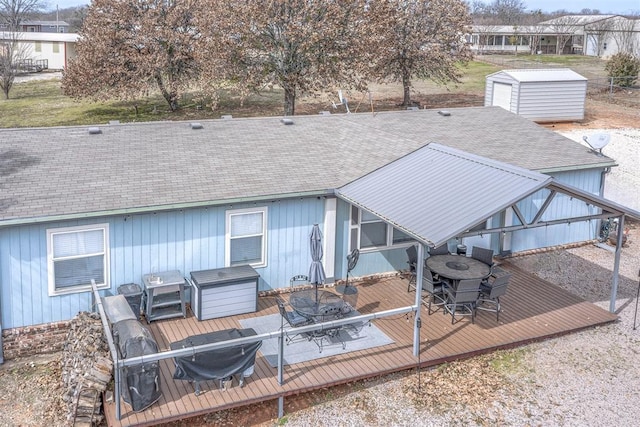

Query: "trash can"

xmin=456 ymin=245 xmax=467 ymax=256
xmin=117 ymin=283 xmax=143 ymax=320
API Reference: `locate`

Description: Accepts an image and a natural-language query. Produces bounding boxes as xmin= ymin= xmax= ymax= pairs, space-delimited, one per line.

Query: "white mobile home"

xmin=485 ymin=68 xmax=587 ymax=123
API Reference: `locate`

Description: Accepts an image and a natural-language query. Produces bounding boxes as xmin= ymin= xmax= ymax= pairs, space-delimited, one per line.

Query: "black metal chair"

xmin=429 ymin=244 xmax=450 ymax=256
xmin=406 ymin=245 xmax=418 ymax=292
xmin=477 ymin=267 xmax=511 ymax=321
xmin=421 ymin=269 xmax=448 ymax=315
xmin=444 ymin=278 xmax=482 ymax=324
xmin=276 ymin=298 xmax=312 ymax=344
xmin=290 ymin=274 xmax=309 ymax=291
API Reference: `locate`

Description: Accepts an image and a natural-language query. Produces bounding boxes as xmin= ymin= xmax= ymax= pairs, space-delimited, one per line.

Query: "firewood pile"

xmin=61 ymin=311 xmax=113 ymax=426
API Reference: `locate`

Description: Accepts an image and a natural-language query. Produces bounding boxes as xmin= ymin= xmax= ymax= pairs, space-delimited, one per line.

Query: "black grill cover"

xmin=112 ymin=319 xmax=162 ymax=412
xmin=170 ymin=328 xmax=261 ymax=382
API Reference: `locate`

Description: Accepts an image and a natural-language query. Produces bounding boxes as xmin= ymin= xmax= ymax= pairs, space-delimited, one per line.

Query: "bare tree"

xmin=610 ymin=16 xmax=638 ymax=55
xmin=202 ymin=0 xmax=369 ymax=116
xmin=585 ymin=17 xmax=614 ymax=57
xmin=0 ymin=0 xmax=44 ymax=27
xmin=62 ymin=0 xmax=210 ymax=112
xmin=366 ymin=0 xmax=473 ymax=107
xmin=546 ymin=15 xmax=581 ymax=55
xmin=470 ymin=0 xmax=525 ymax=25
xmin=0 ymin=0 xmax=46 ymax=99
xmin=0 ymin=31 xmax=32 ymax=98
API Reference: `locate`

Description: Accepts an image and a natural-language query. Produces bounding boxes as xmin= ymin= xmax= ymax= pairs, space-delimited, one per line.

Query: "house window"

xmin=47 ymin=224 xmax=110 ymax=296
xmin=350 ymin=206 xmax=413 ymax=251
xmin=226 ymin=207 xmax=267 ymax=267
xmin=35 ymin=41 xmax=41 ymax=52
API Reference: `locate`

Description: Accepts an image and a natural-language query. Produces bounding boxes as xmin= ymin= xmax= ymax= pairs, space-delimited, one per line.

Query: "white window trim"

xmin=46 ymin=223 xmax=110 ymax=296
xmin=350 ymin=206 xmax=414 ymax=253
xmin=225 ymin=206 xmax=268 ymax=268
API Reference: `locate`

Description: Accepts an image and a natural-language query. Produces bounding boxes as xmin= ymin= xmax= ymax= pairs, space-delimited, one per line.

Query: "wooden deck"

xmin=105 ymin=261 xmax=617 ymax=426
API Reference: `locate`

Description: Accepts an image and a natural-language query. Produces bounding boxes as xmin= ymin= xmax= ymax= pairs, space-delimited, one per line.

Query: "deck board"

xmin=105 ymin=262 xmax=617 ymax=426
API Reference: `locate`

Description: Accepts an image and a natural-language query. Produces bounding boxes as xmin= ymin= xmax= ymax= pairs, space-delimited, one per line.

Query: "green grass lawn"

xmin=0 ymin=56 xmax=599 ymax=129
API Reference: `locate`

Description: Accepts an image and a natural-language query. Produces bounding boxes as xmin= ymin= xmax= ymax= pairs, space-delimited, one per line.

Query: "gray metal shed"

xmin=484 ymin=68 xmax=587 ymax=122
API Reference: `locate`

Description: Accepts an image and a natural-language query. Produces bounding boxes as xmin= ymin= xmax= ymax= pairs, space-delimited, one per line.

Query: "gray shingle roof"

xmin=0 ymin=107 xmax=615 ymax=224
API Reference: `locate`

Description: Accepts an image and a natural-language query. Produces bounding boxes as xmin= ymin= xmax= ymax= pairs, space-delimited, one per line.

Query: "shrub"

xmin=605 ymin=52 xmax=640 ymax=87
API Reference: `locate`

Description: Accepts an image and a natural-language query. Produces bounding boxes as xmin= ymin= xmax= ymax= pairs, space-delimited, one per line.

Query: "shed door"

xmin=492 ymin=82 xmax=512 ymax=111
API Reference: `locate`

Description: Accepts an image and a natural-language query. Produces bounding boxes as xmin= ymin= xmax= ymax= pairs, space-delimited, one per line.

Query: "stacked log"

xmin=61 ymin=311 xmax=113 ymax=426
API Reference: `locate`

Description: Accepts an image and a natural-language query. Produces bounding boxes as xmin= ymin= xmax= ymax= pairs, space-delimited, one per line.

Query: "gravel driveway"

xmin=273 ymin=127 xmax=640 ymax=426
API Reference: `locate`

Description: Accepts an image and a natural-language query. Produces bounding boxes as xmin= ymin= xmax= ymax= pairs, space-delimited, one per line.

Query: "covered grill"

xmin=170 ymin=328 xmax=262 ymax=395
xmin=112 ymin=319 xmax=162 ymax=412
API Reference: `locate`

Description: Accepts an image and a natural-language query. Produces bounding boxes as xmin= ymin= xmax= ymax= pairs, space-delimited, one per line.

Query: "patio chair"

xmin=405 ymin=245 xmax=418 ymax=292
xmin=290 ymin=274 xmax=309 ymax=291
xmin=471 ymin=246 xmax=494 ymax=267
xmin=421 ymin=269 xmax=448 ymax=315
xmin=429 ymin=244 xmax=450 ymax=256
xmin=444 ymin=278 xmax=482 ymax=324
xmin=471 ymin=246 xmax=495 ymax=282
xmin=477 ymin=267 xmax=512 ymax=322
xmin=276 ymin=298 xmax=312 ymax=344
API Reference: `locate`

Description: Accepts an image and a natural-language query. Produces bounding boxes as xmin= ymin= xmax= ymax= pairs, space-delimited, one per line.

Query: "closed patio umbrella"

xmin=308 ymin=224 xmax=326 ymax=302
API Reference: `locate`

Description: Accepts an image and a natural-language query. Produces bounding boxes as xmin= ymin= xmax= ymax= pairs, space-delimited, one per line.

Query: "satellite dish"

xmin=583 ymin=133 xmax=610 ymax=156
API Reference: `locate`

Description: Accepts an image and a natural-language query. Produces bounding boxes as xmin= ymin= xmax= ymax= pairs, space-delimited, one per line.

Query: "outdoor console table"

xmin=426 ymin=254 xmax=490 ymax=284
xmin=142 ymin=270 xmax=187 ymax=322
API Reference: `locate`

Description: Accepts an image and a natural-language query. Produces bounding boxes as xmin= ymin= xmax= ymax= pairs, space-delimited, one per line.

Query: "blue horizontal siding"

xmin=511 ymin=169 xmax=601 ymax=252
xmin=1 ymin=197 xmax=325 ymax=329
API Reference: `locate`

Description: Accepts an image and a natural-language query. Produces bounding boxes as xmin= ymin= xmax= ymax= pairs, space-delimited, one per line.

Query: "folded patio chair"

xmin=444 ymin=278 xmax=482 ymax=324
xmin=477 ymin=267 xmax=512 ymax=321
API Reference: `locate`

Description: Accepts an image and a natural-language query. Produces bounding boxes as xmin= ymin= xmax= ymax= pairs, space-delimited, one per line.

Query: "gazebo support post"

xmin=413 ymin=244 xmax=425 ymax=357
xmin=609 ymin=215 xmax=625 ymax=313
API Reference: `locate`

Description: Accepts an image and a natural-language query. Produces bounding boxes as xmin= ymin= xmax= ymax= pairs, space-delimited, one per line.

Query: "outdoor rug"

xmin=239 ymin=312 xmax=394 ymax=367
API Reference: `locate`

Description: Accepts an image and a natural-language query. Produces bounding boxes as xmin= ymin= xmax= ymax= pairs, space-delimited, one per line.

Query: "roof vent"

xmin=280 ymin=118 xmax=294 ymax=125
xmin=221 ymin=115 xmax=233 ymax=120
xmin=88 ymin=127 xmax=102 ymax=135
xmin=190 ymin=122 xmax=203 ymax=130
xmin=438 ymin=110 xmax=451 ymax=116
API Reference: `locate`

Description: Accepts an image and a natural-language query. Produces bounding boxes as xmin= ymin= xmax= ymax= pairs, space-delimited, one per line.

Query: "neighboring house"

xmin=485 ymin=68 xmax=587 ymax=122
xmin=19 ymin=20 xmax=70 ymax=33
xmin=0 ymin=20 xmax=70 ymax=33
xmin=0 ymin=31 xmax=78 ymax=70
xmin=469 ymin=15 xmax=640 ymax=58
xmin=1 ymin=107 xmax=635 ymax=341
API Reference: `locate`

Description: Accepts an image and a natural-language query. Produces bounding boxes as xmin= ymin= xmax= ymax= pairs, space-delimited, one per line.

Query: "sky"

xmin=50 ymin=0 xmax=638 ymax=14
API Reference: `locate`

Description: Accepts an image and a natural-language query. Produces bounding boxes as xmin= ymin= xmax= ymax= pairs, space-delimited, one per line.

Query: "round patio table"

xmin=289 ymin=289 xmax=345 ymax=321
xmin=426 ymin=254 xmax=490 ymax=282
